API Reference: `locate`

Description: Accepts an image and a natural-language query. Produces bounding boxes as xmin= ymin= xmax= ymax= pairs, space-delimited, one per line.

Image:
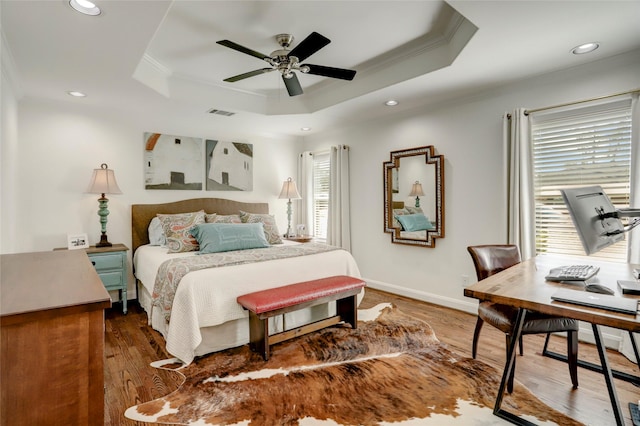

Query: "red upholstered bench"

xmin=237 ymin=275 xmax=366 ymax=360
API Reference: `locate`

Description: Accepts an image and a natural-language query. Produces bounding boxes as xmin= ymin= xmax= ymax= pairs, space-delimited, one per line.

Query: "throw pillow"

xmin=148 ymin=217 xmax=166 ymax=246
xmin=405 ymin=206 xmax=424 ymax=215
xmin=239 ymin=210 xmax=283 ymax=244
xmin=212 ymin=214 xmax=242 ymax=224
xmin=395 ymin=213 xmax=434 ymax=232
xmin=191 ymin=223 xmax=269 ymax=254
xmin=157 ymin=210 xmax=205 ymax=253
xmin=392 ymin=208 xmax=410 ymax=228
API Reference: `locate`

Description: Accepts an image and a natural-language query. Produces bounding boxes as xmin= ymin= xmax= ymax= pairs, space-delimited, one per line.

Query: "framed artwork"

xmin=67 ymin=233 xmax=89 ymax=250
xmin=144 ymin=132 xmax=203 ymax=190
xmin=206 ymin=139 xmax=253 ymax=191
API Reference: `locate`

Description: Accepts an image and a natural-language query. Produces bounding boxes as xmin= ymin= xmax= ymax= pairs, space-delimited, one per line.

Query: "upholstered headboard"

xmin=131 ymin=198 xmax=269 ymax=254
xmin=392 ymin=201 xmax=405 ymax=209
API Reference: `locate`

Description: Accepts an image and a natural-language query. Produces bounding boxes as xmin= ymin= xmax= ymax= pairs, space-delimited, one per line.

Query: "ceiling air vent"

xmin=208 ymin=108 xmax=236 ymax=117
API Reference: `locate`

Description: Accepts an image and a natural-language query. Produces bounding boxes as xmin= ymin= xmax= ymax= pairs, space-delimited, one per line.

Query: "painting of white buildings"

xmin=144 ymin=133 xmax=203 ymax=190
xmin=206 ymin=140 xmax=253 ymax=191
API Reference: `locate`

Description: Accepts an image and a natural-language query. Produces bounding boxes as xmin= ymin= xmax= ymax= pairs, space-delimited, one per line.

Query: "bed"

xmin=391 ymin=201 xmax=435 ymax=240
xmin=131 ymin=198 xmax=362 ymax=365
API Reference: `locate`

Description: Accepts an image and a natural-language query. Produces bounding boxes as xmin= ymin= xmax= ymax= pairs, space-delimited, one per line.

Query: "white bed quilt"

xmin=134 ymin=242 xmax=362 ymax=364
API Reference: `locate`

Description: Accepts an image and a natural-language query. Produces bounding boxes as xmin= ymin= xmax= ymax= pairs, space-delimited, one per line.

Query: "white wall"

xmin=2 ymin=95 xmax=300 ymax=298
xmin=303 ymin=50 xmax=640 ymax=314
xmin=9 ymin=97 xmax=298 ymax=254
xmin=0 ymin=65 xmax=19 ymax=254
xmin=1 ymin=15 xmax=21 ymax=254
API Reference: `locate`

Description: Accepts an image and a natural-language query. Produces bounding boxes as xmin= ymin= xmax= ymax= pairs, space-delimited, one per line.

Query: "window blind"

xmin=531 ymin=100 xmax=632 ymax=261
xmin=312 ymin=152 xmax=330 ymax=242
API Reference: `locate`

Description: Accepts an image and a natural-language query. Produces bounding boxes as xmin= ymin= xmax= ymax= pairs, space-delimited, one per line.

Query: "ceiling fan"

xmin=216 ymin=32 xmax=357 ymax=97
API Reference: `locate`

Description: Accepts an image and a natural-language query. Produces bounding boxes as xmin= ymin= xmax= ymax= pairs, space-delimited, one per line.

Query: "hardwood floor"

xmin=104 ymin=289 xmax=639 ymax=425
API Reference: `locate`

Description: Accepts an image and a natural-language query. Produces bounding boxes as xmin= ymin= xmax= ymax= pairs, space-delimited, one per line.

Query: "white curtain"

xmin=619 ymin=92 xmax=640 ymax=363
xmin=327 ymin=145 xmax=351 ymax=251
xmin=626 ymin=93 xmax=640 ymax=265
xmin=504 ymin=109 xmax=536 ymax=260
xmin=296 ymin=151 xmax=314 ymax=236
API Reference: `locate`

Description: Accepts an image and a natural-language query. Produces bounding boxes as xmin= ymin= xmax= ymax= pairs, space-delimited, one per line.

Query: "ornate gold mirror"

xmin=383 ymin=146 xmax=445 ymax=247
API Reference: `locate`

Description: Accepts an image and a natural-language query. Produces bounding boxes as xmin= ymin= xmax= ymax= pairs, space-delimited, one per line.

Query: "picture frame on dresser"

xmin=67 ymin=233 xmax=89 ymax=250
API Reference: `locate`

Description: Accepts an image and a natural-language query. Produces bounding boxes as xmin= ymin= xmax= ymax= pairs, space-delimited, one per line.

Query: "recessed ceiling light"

xmin=571 ymin=42 xmax=599 ymax=55
xmin=384 ymin=100 xmax=399 ymax=106
xmin=301 ymin=127 xmax=311 ymax=131
xmin=69 ymin=0 xmax=101 ymax=16
xmin=67 ymin=91 xmax=87 ymax=97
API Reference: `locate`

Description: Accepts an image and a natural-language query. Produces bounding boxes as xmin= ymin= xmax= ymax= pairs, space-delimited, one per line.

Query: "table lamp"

xmin=409 ymin=181 xmax=425 ymax=208
xmin=86 ymin=163 xmax=122 ymax=247
xmin=278 ymin=177 xmax=301 ymax=237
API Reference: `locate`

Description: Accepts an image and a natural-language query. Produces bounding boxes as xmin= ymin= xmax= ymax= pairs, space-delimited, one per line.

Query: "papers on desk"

xmin=551 ymin=289 xmax=639 ymax=315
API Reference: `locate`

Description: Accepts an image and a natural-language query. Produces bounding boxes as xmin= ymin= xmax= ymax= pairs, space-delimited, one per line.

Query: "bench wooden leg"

xmin=336 ymin=295 xmax=358 ymax=329
xmin=248 ymin=311 xmax=270 ymax=360
xmin=245 ymin=290 xmax=362 ymax=361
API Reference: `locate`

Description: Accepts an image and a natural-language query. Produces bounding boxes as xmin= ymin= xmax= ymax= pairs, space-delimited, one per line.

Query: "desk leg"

xmin=629 ymin=331 xmax=640 ymax=369
xmin=542 ymin=331 xmax=640 ymax=386
xmin=592 ymin=324 xmax=625 ymax=426
xmin=493 ymin=308 xmax=537 ymax=426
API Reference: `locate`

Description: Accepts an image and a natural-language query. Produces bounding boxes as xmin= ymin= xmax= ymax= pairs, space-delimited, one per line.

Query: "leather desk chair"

xmin=467 ymin=244 xmax=579 ymax=393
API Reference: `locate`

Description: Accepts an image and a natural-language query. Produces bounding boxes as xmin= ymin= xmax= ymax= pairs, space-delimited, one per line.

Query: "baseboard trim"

xmin=364 ymin=278 xmax=624 ymax=350
xmin=365 ymin=279 xmax=479 ymax=315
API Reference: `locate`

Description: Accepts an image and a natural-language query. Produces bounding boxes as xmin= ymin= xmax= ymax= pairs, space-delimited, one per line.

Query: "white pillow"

xmin=148 ymin=217 xmax=166 ymax=246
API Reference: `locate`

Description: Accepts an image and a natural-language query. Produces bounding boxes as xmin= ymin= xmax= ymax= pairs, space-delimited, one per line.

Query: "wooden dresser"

xmin=1 ymin=250 xmax=111 ymax=425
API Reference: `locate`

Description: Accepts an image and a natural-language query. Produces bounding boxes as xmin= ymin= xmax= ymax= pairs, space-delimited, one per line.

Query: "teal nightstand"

xmin=85 ymin=244 xmax=129 ymax=314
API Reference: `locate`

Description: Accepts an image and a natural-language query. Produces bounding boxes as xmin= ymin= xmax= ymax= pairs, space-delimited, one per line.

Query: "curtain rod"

xmin=523 ymin=88 xmax=640 ymax=116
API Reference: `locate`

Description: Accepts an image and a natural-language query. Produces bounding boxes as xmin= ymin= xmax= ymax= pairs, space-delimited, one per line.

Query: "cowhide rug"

xmin=125 ymin=304 xmax=583 ymax=425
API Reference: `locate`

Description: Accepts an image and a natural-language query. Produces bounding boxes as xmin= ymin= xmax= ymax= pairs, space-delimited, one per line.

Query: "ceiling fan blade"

xmin=304 ymin=64 xmax=356 ymax=81
xmin=224 ymin=68 xmax=274 ymax=82
xmin=216 ymin=40 xmax=272 ymax=61
xmin=282 ymin=73 xmax=303 ymax=96
xmin=288 ymin=32 xmax=330 ymax=62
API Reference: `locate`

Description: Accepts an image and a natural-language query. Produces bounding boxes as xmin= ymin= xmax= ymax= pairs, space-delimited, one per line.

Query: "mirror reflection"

xmin=383 ymin=146 xmax=444 ymax=247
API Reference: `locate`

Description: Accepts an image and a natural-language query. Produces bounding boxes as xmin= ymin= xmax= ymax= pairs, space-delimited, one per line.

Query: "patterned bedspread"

xmin=152 ymin=243 xmax=340 ymax=323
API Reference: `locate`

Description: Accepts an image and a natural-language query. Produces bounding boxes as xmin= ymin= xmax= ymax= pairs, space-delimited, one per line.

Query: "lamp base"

xmin=96 ymin=233 xmax=112 ymax=248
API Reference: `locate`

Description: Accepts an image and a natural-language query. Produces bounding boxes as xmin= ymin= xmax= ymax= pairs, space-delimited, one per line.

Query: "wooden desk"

xmin=464 ymin=255 xmax=640 ymax=426
xmin=1 ymin=250 xmax=111 ymax=425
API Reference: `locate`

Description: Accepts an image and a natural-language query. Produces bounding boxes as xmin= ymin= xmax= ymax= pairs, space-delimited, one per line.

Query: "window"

xmin=531 ymin=99 xmax=632 ymax=262
xmin=312 ymin=152 xmax=330 ymax=241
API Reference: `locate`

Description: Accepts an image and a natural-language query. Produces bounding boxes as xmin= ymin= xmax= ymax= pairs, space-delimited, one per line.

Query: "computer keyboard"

xmin=545 ymin=264 xmax=600 ymax=282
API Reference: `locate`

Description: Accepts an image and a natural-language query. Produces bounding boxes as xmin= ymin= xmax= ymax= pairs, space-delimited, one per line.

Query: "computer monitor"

xmin=560 ymin=186 xmax=625 ymax=255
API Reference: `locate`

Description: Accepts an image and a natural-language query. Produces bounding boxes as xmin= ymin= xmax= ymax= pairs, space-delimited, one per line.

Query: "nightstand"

xmin=285 ymin=235 xmax=314 ymax=243
xmin=85 ymin=244 xmax=129 ymax=314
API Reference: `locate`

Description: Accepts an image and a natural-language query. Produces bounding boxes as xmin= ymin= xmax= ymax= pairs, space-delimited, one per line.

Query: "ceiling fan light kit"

xmin=217 ymin=32 xmax=357 ymax=97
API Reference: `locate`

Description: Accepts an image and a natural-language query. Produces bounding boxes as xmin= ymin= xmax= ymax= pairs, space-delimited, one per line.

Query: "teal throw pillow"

xmin=191 ymin=223 xmax=270 ymax=253
xmin=395 ymin=214 xmax=434 ymax=232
